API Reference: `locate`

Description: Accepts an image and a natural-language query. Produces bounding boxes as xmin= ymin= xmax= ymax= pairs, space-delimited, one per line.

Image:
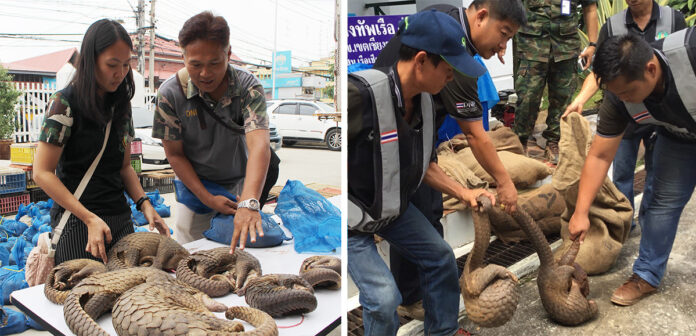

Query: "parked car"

xmin=266 ymin=99 xmax=342 ymax=151
xmin=269 ymin=122 xmax=282 ymax=151
xmin=131 ymin=106 xmax=282 ymax=171
xmin=132 ymin=106 xmax=170 ymax=171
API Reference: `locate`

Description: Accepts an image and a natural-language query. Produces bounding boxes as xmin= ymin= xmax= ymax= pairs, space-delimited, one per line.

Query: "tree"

xmin=663 ymin=0 xmax=696 ymax=26
xmin=0 ymin=65 xmax=21 ymax=139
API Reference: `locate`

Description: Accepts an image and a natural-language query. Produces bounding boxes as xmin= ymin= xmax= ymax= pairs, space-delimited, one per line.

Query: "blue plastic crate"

xmin=0 ymin=168 xmax=26 ymax=195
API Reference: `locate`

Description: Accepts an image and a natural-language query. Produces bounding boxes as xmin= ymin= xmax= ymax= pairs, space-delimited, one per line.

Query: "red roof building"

xmin=3 ymin=48 xmax=78 ymax=84
xmin=3 ymin=34 xmax=245 ymax=89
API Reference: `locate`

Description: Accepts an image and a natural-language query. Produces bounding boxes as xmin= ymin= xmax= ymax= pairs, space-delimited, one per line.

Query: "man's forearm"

xmin=576 ymin=72 xmax=600 ymax=105
xmin=239 ymin=132 xmax=270 ymax=202
xmin=584 ymin=4 xmax=599 ymax=42
xmin=423 ymin=162 xmax=466 ymax=199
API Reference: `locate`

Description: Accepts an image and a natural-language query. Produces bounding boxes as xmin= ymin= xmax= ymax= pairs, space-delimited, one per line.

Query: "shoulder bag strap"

xmin=49 ymin=119 xmax=113 ymax=256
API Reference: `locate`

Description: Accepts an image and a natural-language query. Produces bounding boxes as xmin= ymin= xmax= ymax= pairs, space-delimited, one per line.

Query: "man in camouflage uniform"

xmin=153 ymin=11 xmax=278 ymax=250
xmin=513 ymin=0 xmax=598 ymax=163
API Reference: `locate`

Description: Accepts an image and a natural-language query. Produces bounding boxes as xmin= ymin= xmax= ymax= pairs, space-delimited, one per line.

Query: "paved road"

xmin=458 ymin=192 xmax=696 ymax=335
xmin=275 ymin=144 xmax=341 ymax=187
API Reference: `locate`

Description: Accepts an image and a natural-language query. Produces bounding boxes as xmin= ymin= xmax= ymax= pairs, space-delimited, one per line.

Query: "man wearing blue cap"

xmin=348 ymin=10 xmax=501 ymax=335
xmin=373 ymin=0 xmax=526 ymax=320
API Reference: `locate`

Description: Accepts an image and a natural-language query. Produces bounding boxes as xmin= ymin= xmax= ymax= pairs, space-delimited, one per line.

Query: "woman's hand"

xmin=141 ymin=201 xmax=170 ymax=236
xmin=84 ymin=216 xmax=112 ymax=263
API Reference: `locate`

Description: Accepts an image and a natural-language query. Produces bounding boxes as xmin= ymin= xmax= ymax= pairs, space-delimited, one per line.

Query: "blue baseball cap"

xmin=399 ymin=10 xmax=486 ymax=77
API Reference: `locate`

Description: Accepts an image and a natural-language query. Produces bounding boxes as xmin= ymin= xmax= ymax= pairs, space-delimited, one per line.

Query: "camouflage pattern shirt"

xmin=515 ymin=0 xmax=598 ymax=62
xmin=39 ymin=86 xmax=134 ymax=216
xmin=152 ymin=64 xmax=268 ymax=186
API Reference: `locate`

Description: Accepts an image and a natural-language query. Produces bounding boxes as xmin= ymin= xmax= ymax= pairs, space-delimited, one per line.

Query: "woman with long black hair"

xmin=34 ymin=19 xmax=169 ymax=264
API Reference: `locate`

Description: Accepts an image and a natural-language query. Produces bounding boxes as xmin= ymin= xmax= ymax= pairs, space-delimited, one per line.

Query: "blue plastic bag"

xmin=26 ymin=314 xmax=45 ymax=331
xmin=14 ymin=204 xmax=30 ymax=221
xmin=174 ymin=180 xmax=237 ymax=214
xmin=204 ymin=212 xmax=291 ymax=247
xmin=0 ymin=247 xmax=8 ymax=268
xmin=154 ymin=203 xmax=171 ymax=217
xmin=0 ymin=306 xmax=29 ymax=334
xmin=0 ymin=265 xmax=27 ymax=304
xmin=130 ymin=204 xmax=149 ymax=226
xmin=133 ymin=226 xmax=149 ymax=233
xmin=275 ymin=180 xmax=341 ymax=253
xmin=31 ymin=224 xmax=52 ymax=246
xmin=0 ymin=220 xmax=28 ymax=237
xmin=21 ymin=224 xmax=39 ymax=243
xmin=9 ymin=239 xmax=31 ymax=268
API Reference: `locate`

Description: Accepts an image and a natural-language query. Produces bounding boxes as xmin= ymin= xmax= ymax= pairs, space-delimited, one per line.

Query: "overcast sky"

xmin=0 ymin=0 xmax=336 ymax=66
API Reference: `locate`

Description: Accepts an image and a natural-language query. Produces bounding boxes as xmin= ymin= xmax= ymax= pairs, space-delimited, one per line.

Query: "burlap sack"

xmin=488 ymin=125 xmax=525 ymax=155
xmin=436 ymin=133 xmax=469 ymax=155
xmin=436 ymin=125 xmax=524 ymax=155
xmin=437 ymin=150 xmax=489 ymax=211
xmin=552 ymin=113 xmax=633 ymax=275
xmin=455 ymin=148 xmax=551 ymax=188
xmin=488 ymin=183 xmax=565 ymax=243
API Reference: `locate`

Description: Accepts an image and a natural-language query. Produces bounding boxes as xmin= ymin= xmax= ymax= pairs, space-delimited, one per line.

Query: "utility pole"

xmin=136 ymin=0 xmax=145 ymax=74
xmin=271 ymin=0 xmax=278 ymax=100
xmin=334 ymin=0 xmax=340 ymax=111
xmin=148 ymin=0 xmax=156 ymax=91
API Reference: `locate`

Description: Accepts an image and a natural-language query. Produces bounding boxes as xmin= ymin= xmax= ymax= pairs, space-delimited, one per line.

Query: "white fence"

xmin=12 ymin=82 xmax=158 ymax=143
xmin=12 ymin=82 xmax=55 ymax=143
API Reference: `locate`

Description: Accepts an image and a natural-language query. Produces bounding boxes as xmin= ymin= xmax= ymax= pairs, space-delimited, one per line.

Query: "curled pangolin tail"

xmin=63 ymin=291 xmax=110 ymax=336
xmin=225 ymin=306 xmax=279 ymax=336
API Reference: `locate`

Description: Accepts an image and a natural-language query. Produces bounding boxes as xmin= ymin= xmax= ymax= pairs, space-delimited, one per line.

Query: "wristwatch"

xmin=238 ymin=198 xmax=260 ymax=211
xmin=588 ymin=41 xmax=597 ymax=48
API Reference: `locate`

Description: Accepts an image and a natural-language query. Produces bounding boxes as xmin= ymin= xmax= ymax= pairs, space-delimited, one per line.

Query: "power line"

xmin=3 ymin=0 xmax=133 ymax=13
xmin=0 ymin=35 xmax=82 ymax=43
xmin=0 ymin=12 xmax=92 ymax=25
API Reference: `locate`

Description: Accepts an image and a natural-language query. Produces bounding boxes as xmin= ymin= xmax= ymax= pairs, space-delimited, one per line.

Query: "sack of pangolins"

xmin=488 ymin=183 xmax=566 ymax=243
xmin=552 ymin=113 xmax=633 ymax=275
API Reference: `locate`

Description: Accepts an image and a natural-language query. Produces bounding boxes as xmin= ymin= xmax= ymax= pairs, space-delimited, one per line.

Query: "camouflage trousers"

xmin=513 ymin=58 xmax=577 ymax=144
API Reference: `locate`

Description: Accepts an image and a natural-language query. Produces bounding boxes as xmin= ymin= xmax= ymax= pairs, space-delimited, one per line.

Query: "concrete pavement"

xmin=458 ymin=192 xmax=696 ymax=335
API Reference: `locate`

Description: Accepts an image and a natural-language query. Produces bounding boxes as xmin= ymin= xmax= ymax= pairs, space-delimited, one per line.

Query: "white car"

xmin=266 ymin=99 xmax=342 ymax=151
xmin=132 ymin=106 xmax=171 ymax=171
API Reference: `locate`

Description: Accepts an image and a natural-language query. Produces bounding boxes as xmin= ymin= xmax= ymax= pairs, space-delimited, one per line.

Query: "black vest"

xmin=347 ymin=69 xmax=434 ymax=232
xmin=622 ymin=28 xmax=696 ymax=142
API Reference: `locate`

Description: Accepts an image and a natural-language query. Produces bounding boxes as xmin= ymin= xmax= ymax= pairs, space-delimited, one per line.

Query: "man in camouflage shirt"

xmin=513 ymin=0 xmax=598 ymax=163
xmin=153 ymin=11 xmax=274 ymax=251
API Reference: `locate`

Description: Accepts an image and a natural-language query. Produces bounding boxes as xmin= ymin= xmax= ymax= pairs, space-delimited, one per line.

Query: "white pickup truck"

xmin=266 ymin=99 xmax=342 ymax=151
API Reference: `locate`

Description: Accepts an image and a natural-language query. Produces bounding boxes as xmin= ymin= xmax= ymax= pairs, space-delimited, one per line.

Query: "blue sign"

xmin=260 ymin=76 xmax=302 ymax=88
xmin=274 ymin=50 xmax=292 ymax=74
xmin=348 ymin=15 xmax=406 ymax=66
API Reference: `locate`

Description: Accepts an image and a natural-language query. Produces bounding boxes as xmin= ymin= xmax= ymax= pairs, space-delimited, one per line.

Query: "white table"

xmin=10 ymin=239 xmax=341 ymax=336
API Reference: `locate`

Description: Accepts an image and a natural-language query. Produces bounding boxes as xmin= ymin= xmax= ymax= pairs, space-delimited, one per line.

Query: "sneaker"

xmin=396 ymin=300 xmax=425 ymax=321
xmin=610 ymin=273 xmax=657 ymax=306
xmin=545 ymin=141 xmax=559 ymax=164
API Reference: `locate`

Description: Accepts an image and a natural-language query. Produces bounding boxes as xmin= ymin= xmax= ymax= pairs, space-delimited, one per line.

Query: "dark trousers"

xmin=389 ymin=183 xmax=444 ymax=305
xmin=260 ymin=148 xmax=281 ymax=207
xmin=52 ymin=211 xmax=134 ymax=265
